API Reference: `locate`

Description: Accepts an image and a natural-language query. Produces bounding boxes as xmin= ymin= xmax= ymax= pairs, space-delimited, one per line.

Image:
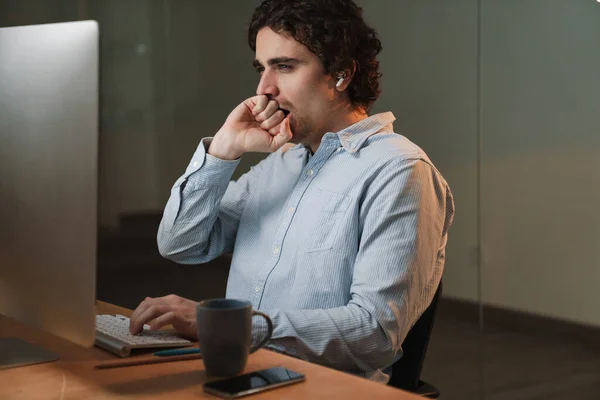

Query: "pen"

xmin=154 ymin=347 xmax=201 ymax=357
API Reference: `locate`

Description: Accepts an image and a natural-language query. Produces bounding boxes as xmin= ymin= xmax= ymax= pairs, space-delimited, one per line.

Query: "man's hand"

xmin=208 ymin=95 xmax=293 ymax=160
xmin=129 ymin=294 xmax=198 ymax=340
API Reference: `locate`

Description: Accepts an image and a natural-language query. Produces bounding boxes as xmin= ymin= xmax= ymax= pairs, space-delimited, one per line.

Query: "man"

xmin=129 ymin=0 xmax=454 ymax=383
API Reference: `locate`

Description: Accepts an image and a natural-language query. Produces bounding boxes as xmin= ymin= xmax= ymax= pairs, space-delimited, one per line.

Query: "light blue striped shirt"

xmin=157 ymin=112 xmax=454 ymax=383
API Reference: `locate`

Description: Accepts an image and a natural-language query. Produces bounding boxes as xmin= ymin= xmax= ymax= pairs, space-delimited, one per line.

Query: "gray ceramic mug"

xmin=196 ymin=299 xmax=273 ymax=377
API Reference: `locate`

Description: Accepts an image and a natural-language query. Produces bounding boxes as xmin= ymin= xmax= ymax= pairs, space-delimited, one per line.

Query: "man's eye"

xmin=277 ymin=64 xmax=292 ymax=71
xmin=256 ymin=68 xmax=264 ymax=74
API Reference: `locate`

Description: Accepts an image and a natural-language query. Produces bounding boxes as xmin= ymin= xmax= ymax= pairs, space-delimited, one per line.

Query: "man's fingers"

xmin=251 ymin=95 xmax=269 ymax=116
xmin=129 ymin=304 xmax=170 ymax=334
xmin=268 ymin=125 xmax=280 ymax=135
xmin=130 ymin=294 xmax=172 ymax=322
xmin=261 ymin=110 xmax=285 ymax=131
xmin=255 ymin=100 xmax=279 ymax=122
xmin=147 ymin=311 xmax=178 ymax=331
xmin=129 ymin=296 xmax=156 ymax=327
xmin=281 ymin=116 xmax=293 ymax=138
xmin=270 ymin=116 xmax=293 ymax=150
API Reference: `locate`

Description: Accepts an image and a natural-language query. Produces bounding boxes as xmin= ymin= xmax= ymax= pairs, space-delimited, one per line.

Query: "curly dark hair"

xmin=248 ymin=0 xmax=382 ymax=112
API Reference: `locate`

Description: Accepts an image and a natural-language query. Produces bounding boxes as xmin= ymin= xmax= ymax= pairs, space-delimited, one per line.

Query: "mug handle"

xmin=249 ymin=310 xmax=273 ymax=354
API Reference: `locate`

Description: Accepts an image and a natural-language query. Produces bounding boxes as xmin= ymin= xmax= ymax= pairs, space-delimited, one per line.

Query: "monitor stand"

xmin=0 ymin=337 xmax=59 ymax=370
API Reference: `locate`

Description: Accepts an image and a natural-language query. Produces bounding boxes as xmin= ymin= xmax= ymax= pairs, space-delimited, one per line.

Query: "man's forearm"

xmin=157 ymin=139 xmax=241 ymax=264
xmin=157 ymin=182 xmax=235 ymax=264
xmin=250 ymin=303 xmax=396 ymax=373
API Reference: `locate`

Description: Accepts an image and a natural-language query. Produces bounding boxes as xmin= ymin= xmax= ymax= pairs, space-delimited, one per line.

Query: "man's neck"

xmin=308 ymin=108 xmax=368 ymax=153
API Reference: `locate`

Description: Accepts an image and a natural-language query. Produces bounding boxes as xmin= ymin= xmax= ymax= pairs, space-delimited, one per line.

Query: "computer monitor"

xmin=0 ymin=20 xmax=99 ymax=367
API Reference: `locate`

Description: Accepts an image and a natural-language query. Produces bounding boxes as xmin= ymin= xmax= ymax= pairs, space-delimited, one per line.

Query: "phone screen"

xmin=203 ymin=367 xmax=305 ymax=398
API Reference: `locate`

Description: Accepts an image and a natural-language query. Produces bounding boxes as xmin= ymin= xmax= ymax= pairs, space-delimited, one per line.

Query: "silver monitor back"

xmin=0 ymin=21 xmax=99 ymax=348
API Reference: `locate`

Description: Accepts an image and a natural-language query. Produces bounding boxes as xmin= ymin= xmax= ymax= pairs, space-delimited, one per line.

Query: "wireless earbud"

xmin=336 ymin=73 xmax=346 ymax=88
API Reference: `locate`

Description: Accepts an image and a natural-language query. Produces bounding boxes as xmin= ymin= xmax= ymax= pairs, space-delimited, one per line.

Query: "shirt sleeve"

xmin=250 ymin=158 xmax=454 ymax=373
xmin=157 ymin=138 xmax=265 ymax=264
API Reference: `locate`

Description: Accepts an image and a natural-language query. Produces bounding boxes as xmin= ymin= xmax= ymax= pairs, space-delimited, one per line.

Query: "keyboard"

xmin=95 ymin=314 xmax=193 ymax=357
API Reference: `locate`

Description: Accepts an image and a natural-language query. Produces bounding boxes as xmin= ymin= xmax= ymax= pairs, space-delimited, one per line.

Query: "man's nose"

xmin=256 ymin=70 xmax=279 ymax=97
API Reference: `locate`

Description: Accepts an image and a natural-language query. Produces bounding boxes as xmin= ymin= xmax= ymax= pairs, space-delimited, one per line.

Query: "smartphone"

xmin=203 ymin=367 xmax=305 ymax=398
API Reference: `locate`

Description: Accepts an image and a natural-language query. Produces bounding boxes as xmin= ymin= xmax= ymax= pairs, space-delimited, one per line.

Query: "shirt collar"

xmin=333 ymin=112 xmax=396 ymax=153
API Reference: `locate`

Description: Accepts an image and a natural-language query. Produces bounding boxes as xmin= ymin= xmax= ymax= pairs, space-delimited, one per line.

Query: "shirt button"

xmin=272 ymin=247 xmax=280 ymax=255
xmin=193 ymin=161 xmax=199 ymax=168
xmin=288 ymin=207 xmax=294 ymax=214
xmin=254 ymin=286 xmax=261 ymax=292
xmin=306 ymin=169 xmax=314 ymax=176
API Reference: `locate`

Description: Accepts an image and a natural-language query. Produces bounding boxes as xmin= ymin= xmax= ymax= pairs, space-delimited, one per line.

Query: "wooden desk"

xmin=0 ymin=302 xmax=421 ymax=399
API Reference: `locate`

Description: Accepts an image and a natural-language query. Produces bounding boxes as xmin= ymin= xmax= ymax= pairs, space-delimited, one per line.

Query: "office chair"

xmin=388 ymin=281 xmax=443 ymax=398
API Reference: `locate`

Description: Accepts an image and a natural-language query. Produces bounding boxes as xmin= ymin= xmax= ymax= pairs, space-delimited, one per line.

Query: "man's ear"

xmin=335 ymin=61 xmax=357 ymax=91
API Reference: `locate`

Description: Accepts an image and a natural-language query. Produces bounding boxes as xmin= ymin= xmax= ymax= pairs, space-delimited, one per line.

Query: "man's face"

xmin=254 ymin=27 xmax=338 ymax=144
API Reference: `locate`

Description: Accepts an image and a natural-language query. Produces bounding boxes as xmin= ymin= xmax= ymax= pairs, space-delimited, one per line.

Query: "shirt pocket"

xmin=303 ymin=189 xmax=351 ymax=253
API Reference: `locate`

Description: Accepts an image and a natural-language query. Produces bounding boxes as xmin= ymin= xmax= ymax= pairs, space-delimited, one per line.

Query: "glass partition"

xmin=479 ymin=1 xmax=600 ymax=399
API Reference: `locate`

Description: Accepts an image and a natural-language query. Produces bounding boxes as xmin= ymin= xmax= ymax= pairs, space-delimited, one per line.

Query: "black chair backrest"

xmin=388 ymin=280 xmax=443 ymax=391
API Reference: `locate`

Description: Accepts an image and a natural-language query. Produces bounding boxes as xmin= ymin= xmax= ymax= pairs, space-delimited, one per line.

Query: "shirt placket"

xmin=250 ymin=137 xmax=341 ymax=308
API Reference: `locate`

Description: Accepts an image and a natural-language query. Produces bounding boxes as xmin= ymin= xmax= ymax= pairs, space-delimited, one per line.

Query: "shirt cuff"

xmin=182 ymin=137 xmax=241 ymax=189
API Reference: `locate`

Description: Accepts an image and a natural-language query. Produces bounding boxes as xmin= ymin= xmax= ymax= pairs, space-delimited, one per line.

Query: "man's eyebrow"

xmin=253 ymin=57 xmax=302 ymax=69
